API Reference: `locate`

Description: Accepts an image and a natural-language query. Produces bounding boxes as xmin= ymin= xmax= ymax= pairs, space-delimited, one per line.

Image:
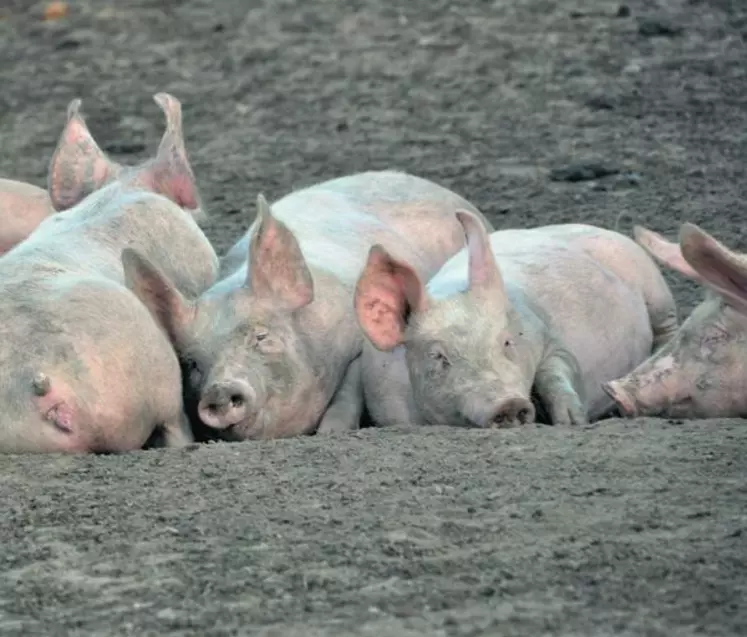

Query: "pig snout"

xmin=198 ymin=380 xmax=253 ymax=430
xmin=602 ymin=380 xmax=638 ymax=418
xmin=467 ymin=395 xmax=535 ymax=428
xmin=490 ymin=396 xmax=535 ymax=428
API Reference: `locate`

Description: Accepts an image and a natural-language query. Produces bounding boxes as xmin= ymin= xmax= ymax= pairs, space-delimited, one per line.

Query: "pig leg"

xmin=533 ymin=349 xmax=587 ymax=426
xmin=160 ymin=411 xmax=195 ymax=448
xmin=645 ymin=283 xmax=679 ymax=352
xmin=316 ymin=356 xmax=363 ymax=434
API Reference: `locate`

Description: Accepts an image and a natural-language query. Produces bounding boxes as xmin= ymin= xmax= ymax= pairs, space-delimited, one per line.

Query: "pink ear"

xmin=47 ymin=99 xmax=122 ymax=211
xmin=121 ymin=248 xmax=195 ymax=345
xmin=456 ymin=209 xmax=506 ymax=294
xmin=246 ymin=194 xmax=314 ymax=310
xmin=633 ymin=225 xmax=703 ymax=283
xmin=680 ymin=223 xmax=747 ymax=313
xmin=354 ymin=245 xmax=427 ymax=351
xmin=132 ymin=93 xmax=203 ymax=217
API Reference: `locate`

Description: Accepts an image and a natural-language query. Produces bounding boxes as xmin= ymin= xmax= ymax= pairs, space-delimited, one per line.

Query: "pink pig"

xmin=0 ymin=93 xmax=217 ymax=454
xmin=354 ymin=211 xmax=678 ymax=428
xmin=605 ymin=223 xmax=747 ymax=419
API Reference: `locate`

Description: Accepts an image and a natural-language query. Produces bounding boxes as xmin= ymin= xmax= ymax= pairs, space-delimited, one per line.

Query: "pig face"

xmin=122 ymin=195 xmax=340 ymax=440
xmin=355 ymin=210 xmax=536 ymax=428
xmin=47 ymin=93 xmax=205 ymax=220
xmin=604 ymin=223 xmax=747 ymax=419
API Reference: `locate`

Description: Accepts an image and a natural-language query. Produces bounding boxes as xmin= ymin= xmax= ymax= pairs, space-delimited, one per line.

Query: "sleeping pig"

xmin=354 ymin=210 xmax=678 ymax=428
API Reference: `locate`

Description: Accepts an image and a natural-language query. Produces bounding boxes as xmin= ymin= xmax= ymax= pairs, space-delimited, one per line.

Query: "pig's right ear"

xmin=680 ymin=223 xmax=747 ymax=314
xmin=48 ymin=99 xmax=122 ymax=211
xmin=245 ymin=194 xmax=314 ymax=310
xmin=633 ymin=225 xmax=703 ymax=283
xmin=122 ymin=248 xmax=195 ymax=346
xmin=354 ymin=245 xmax=428 ymax=351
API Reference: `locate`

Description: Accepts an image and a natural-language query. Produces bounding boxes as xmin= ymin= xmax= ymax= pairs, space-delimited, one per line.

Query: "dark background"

xmin=0 ymin=1 xmax=745 ymax=635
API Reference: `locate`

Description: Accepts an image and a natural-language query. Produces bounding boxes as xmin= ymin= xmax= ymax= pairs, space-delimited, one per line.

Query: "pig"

xmin=0 ymin=92 xmax=218 ymax=454
xmin=121 ymin=171 xmax=494 ymax=440
xmin=0 ymin=179 xmax=55 ymax=255
xmin=604 ymin=223 xmax=747 ymax=419
xmin=354 ymin=210 xmax=679 ymax=428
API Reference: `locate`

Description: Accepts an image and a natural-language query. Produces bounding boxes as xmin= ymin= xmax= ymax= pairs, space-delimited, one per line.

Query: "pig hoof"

xmin=602 ymin=381 xmax=637 ymax=418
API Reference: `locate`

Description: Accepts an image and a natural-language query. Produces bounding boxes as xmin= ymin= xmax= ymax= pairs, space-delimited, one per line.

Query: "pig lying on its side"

xmin=355 ymin=211 xmax=678 ymax=428
xmin=604 ymin=223 xmax=747 ymax=419
xmin=122 ymin=172 xmax=493 ymax=440
xmin=0 ymin=179 xmax=54 ymax=255
xmin=0 ymin=93 xmax=217 ymax=454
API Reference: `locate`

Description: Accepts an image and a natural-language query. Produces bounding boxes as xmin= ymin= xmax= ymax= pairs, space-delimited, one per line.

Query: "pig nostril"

xmin=518 ymin=408 xmax=530 ymax=423
xmin=229 ymin=394 xmax=245 ymax=408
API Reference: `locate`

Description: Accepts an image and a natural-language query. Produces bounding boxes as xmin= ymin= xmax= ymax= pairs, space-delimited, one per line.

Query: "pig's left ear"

xmin=456 ymin=209 xmax=508 ymax=302
xmin=134 ymin=93 xmax=204 ymax=220
xmin=122 ymin=248 xmax=196 ymax=347
xmin=245 ymin=194 xmax=314 ymax=310
xmin=47 ymin=98 xmax=123 ymax=211
xmin=680 ymin=223 xmax=747 ymax=314
xmin=354 ymin=245 xmax=428 ymax=351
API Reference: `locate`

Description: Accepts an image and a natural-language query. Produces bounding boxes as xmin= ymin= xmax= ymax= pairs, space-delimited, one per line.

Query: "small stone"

xmin=616 ymin=4 xmax=631 ymax=18
xmin=638 ymin=18 xmax=682 ymax=37
xmin=550 ymin=162 xmax=620 ymax=183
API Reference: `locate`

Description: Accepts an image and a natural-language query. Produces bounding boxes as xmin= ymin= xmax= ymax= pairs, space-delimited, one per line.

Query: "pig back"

xmin=222 ymin=171 xmax=492 ymax=288
xmin=18 ymin=185 xmax=218 ymax=298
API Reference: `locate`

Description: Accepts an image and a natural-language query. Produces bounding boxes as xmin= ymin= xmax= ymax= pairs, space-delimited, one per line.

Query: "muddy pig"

xmin=604 ymin=223 xmax=747 ymax=419
xmin=0 ymin=179 xmax=55 ymax=255
xmin=354 ymin=210 xmax=678 ymax=428
xmin=0 ymin=93 xmax=218 ymax=454
xmin=122 ymin=172 xmax=493 ymax=440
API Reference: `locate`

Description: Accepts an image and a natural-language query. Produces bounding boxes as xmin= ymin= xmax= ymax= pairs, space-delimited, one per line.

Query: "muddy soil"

xmin=0 ymin=0 xmax=746 ymax=635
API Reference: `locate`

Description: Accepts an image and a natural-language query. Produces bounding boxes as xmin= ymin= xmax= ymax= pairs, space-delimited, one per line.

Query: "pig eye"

xmin=255 ymin=331 xmax=268 ymax=342
xmin=427 ymin=346 xmax=450 ymax=370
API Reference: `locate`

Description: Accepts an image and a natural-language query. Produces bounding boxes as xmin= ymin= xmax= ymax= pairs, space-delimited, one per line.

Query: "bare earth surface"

xmin=0 ymin=0 xmax=746 ymax=635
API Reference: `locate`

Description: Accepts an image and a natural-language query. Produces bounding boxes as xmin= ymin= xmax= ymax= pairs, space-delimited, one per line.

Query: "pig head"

xmin=123 ymin=194 xmax=361 ymax=440
xmin=604 ymin=223 xmax=747 ymax=419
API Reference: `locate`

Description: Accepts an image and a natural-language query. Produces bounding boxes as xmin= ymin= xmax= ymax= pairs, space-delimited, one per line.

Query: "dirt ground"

xmin=0 ymin=0 xmax=746 ymax=634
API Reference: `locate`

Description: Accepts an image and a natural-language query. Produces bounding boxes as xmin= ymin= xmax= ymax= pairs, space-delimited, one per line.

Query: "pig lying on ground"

xmin=0 ymin=179 xmax=55 ymax=255
xmin=604 ymin=223 xmax=747 ymax=419
xmin=0 ymin=93 xmax=217 ymax=454
xmin=355 ymin=211 xmax=678 ymax=428
xmin=122 ymin=172 xmax=493 ymax=440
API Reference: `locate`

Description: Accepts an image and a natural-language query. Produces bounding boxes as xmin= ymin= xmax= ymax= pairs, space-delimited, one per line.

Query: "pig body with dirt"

xmin=355 ymin=211 xmax=678 ymax=428
xmin=0 ymin=93 xmax=217 ymax=454
xmin=604 ymin=223 xmax=747 ymax=419
xmin=0 ymin=179 xmax=55 ymax=254
xmin=123 ymin=172 xmax=493 ymax=440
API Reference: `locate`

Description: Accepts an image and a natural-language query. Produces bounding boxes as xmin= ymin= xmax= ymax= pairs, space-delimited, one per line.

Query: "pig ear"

xmin=122 ymin=248 xmax=195 ymax=346
xmin=354 ymin=245 xmax=428 ymax=351
xmin=246 ymin=194 xmax=314 ymax=310
xmin=456 ymin=209 xmax=507 ymax=298
xmin=680 ymin=223 xmax=747 ymax=313
xmin=47 ymin=99 xmax=123 ymax=211
xmin=134 ymin=93 xmax=204 ymax=218
xmin=633 ymin=225 xmax=703 ymax=283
